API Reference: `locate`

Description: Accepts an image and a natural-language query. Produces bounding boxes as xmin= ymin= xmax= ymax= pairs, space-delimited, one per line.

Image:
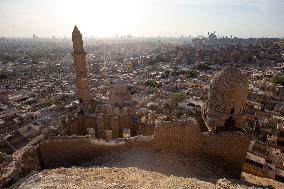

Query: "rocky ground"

xmin=11 ymin=148 xmax=284 ymax=189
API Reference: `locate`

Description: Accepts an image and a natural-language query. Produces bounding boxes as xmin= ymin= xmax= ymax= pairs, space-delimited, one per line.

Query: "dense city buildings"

xmin=0 ymin=29 xmax=284 ymax=188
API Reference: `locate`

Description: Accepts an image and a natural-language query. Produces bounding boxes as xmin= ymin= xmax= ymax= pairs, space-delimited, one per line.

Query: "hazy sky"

xmin=0 ymin=0 xmax=284 ymax=38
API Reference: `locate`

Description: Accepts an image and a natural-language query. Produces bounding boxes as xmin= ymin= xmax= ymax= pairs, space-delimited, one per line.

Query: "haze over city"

xmin=1 ymin=0 xmax=284 ymax=38
xmin=1 ymin=0 xmax=284 ymax=188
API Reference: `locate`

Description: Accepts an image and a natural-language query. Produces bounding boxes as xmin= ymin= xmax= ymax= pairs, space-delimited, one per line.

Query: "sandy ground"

xmin=13 ymin=148 xmax=284 ymax=189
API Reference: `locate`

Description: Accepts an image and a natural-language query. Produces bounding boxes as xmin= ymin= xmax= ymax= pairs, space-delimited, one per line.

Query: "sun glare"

xmin=55 ymin=0 xmax=148 ymax=37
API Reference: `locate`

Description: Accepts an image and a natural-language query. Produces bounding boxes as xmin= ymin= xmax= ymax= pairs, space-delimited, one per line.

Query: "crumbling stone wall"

xmin=153 ymin=121 xmax=202 ymax=155
xmin=68 ymin=117 xmax=86 ymax=135
xmin=96 ymin=116 xmax=106 ymax=138
xmin=83 ymin=114 xmax=97 ymax=129
xmin=1 ymin=124 xmax=249 ymax=188
xmin=153 ymin=121 xmax=249 ymax=178
xmin=111 ymin=116 xmax=120 ymax=138
xmin=118 ymin=113 xmax=135 ymax=137
xmin=200 ymin=132 xmax=249 ymax=178
xmin=136 ymin=126 xmax=154 ymax=136
xmin=38 ymin=136 xmax=126 ymax=168
xmin=68 ymin=113 xmax=135 ymax=139
xmin=0 ymin=136 xmax=42 ymax=188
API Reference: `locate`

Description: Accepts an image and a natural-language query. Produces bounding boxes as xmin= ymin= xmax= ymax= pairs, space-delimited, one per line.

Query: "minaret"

xmin=72 ymin=25 xmax=91 ymax=108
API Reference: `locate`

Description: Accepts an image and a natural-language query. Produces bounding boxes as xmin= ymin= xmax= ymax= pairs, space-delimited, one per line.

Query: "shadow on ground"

xmin=79 ymin=147 xmax=273 ymax=189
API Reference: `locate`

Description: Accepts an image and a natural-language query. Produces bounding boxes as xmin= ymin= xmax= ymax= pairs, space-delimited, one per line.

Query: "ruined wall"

xmin=66 ymin=117 xmax=249 ymax=178
xmin=111 ymin=116 xmax=120 ymax=138
xmin=200 ymin=132 xmax=249 ymax=178
xmin=153 ymin=121 xmax=202 ymax=155
xmin=68 ymin=117 xmax=86 ymax=135
xmin=119 ymin=114 xmax=134 ymax=129
xmin=136 ymin=126 xmax=154 ymax=136
xmin=152 ymin=121 xmax=249 ymax=178
xmin=0 ymin=136 xmax=43 ymax=188
xmin=103 ymin=114 xmax=112 ymax=130
xmin=38 ymin=136 xmax=125 ymax=168
xmin=68 ymin=113 xmax=135 ymax=138
xmin=83 ymin=114 xmax=97 ymax=129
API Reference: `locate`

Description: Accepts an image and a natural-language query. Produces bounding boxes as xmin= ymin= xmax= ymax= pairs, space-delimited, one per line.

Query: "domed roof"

xmin=209 ymin=66 xmax=248 ymax=93
xmin=206 ymin=66 xmax=249 ymax=130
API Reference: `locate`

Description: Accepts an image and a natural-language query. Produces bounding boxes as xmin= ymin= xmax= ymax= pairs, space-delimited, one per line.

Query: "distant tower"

xmin=71 ymin=25 xmax=91 ymax=107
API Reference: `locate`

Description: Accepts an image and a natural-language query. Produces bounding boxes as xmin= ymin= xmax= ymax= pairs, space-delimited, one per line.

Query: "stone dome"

xmin=109 ymin=81 xmax=132 ymax=107
xmin=205 ymin=66 xmax=249 ymax=131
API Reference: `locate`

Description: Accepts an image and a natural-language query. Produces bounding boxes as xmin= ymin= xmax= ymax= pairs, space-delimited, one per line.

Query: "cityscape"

xmin=1 ymin=0 xmax=284 ymax=189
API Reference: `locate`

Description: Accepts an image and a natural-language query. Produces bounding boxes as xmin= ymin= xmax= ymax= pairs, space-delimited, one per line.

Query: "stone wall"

xmin=2 ymin=125 xmax=249 ymax=188
xmin=153 ymin=121 xmax=202 ymax=155
xmin=38 ymin=136 xmax=125 ymax=169
xmin=136 ymin=126 xmax=154 ymax=136
xmin=83 ymin=114 xmax=97 ymax=129
xmin=68 ymin=117 xmax=86 ymax=135
xmin=66 ymin=118 xmax=249 ymax=178
xmin=68 ymin=113 xmax=135 ymax=139
xmin=0 ymin=136 xmax=43 ymax=188
xmin=152 ymin=121 xmax=249 ymax=178
xmin=200 ymin=132 xmax=249 ymax=178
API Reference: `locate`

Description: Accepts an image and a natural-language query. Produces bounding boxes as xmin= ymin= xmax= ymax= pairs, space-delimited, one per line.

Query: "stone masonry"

xmin=71 ymin=26 xmax=91 ymax=106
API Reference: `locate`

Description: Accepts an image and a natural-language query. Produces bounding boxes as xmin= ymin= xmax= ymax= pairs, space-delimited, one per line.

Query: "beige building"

xmin=264 ymin=148 xmax=284 ymax=181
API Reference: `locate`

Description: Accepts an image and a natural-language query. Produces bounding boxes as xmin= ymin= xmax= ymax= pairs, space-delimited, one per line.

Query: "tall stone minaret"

xmin=72 ymin=25 xmax=91 ymax=107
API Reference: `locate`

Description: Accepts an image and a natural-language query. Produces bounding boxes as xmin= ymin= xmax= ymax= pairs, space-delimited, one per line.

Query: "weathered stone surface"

xmin=153 ymin=121 xmax=249 ymax=178
xmin=72 ymin=26 xmax=91 ymax=106
xmin=205 ymin=66 xmax=249 ymax=131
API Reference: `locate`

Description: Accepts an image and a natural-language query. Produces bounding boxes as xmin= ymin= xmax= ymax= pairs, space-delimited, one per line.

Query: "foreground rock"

xmin=12 ymin=167 xmax=283 ymax=189
xmin=11 ymin=149 xmax=284 ymax=189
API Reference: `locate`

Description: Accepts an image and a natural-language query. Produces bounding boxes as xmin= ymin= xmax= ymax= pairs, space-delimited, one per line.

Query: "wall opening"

xmin=122 ymin=128 xmax=131 ymax=138
xmin=86 ymin=128 xmax=96 ymax=137
xmin=275 ymin=175 xmax=284 ymax=183
xmin=105 ymin=130 xmax=113 ymax=139
xmin=223 ymin=116 xmax=236 ymax=131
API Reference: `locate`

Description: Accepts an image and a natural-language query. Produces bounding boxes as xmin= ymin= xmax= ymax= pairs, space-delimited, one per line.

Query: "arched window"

xmin=230 ymin=108 xmax=235 ymax=114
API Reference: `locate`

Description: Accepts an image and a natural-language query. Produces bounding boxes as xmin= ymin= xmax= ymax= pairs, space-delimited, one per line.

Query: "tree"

xmin=194 ymin=64 xmax=211 ymax=71
xmin=186 ymin=70 xmax=198 ymax=78
xmin=263 ymin=121 xmax=278 ymax=135
xmin=170 ymin=92 xmax=186 ymax=106
xmin=161 ymin=70 xmax=171 ymax=79
xmin=272 ymin=75 xmax=284 ymax=86
xmin=0 ymin=70 xmax=8 ymax=79
xmin=144 ymin=80 xmax=162 ymax=88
